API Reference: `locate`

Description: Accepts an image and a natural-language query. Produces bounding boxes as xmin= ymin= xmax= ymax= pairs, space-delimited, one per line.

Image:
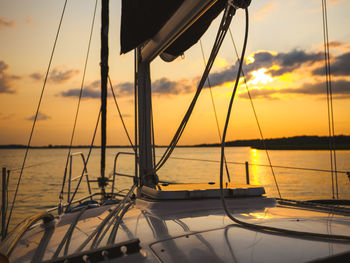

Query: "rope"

xmin=322 ymin=0 xmax=338 ymax=199
xmin=5 ymin=0 xmax=68 ymax=234
xmin=60 ymin=0 xmax=98 ymax=202
xmin=228 ymin=28 xmax=281 ymax=198
xmin=199 ymin=39 xmax=231 ymax=183
xmin=155 ymin=4 xmax=237 ymax=173
xmin=220 ymin=7 xmax=350 ymax=245
xmin=109 ymin=76 xmax=135 ymax=151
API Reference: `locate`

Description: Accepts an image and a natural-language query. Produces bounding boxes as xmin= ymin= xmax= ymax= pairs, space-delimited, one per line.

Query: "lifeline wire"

xmin=60 ymin=0 xmax=98 ymax=202
xmin=220 ymin=7 xmax=350 ymax=244
xmin=228 ymin=28 xmax=281 ymax=198
xmin=5 ymin=0 xmax=68 ymax=234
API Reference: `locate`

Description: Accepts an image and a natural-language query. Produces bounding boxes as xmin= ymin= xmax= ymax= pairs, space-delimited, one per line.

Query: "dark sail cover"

xmin=120 ymin=0 xmax=227 ymax=57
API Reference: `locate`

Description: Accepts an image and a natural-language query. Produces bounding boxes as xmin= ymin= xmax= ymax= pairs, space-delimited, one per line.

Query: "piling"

xmin=245 ymin=161 xmax=250 ymax=185
xmin=2 ymin=167 xmax=7 ymax=240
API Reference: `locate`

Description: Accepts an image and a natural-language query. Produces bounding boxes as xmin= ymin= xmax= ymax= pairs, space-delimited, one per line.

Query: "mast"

xmin=136 ymin=48 xmax=156 ymax=188
xmin=100 ymin=0 xmax=109 ymax=195
xmin=136 ymin=0 xmax=218 ymax=188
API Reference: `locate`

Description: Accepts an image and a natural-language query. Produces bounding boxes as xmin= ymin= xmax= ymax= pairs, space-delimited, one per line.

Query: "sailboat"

xmin=1 ymin=0 xmax=350 ymax=262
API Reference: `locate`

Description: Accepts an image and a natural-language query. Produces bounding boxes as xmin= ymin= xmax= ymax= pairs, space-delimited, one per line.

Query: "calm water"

xmin=1 ymin=147 xmax=350 ymax=229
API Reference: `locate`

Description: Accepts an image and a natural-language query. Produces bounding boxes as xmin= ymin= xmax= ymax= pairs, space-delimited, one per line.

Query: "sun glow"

xmin=249 ymin=68 xmax=273 ymax=85
xmin=246 ymin=55 xmax=255 ymax=64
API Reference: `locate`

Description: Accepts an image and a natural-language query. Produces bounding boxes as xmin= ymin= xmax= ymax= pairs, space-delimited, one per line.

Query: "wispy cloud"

xmin=0 ymin=17 xmax=15 ymax=29
xmin=49 ymin=68 xmax=79 ymax=84
xmin=30 ymin=67 xmax=79 ymax=84
xmin=0 ymin=60 xmax=20 ymax=94
xmin=26 ymin=112 xmax=51 ymax=121
xmin=255 ymin=2 xmax=276 ymax=21
xmin=29 ymin=72 xmax=43 ymax=80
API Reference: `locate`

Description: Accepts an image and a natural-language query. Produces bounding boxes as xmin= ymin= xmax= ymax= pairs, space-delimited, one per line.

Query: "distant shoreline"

xmin=1 ymin=135 xmax=350 ymax=150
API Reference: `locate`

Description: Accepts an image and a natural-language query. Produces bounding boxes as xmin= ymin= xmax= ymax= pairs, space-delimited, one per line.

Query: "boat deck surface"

xmin=7 ymin=195 xmax=350 ymax=262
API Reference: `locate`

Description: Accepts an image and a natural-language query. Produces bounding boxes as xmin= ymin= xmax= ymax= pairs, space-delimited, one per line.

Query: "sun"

xmin=249 ymin=68 xmax=273 ymax=85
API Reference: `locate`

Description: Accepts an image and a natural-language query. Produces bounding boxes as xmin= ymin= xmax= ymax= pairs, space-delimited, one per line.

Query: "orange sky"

xmin=0 ymin=0 xmax=350 ymax=146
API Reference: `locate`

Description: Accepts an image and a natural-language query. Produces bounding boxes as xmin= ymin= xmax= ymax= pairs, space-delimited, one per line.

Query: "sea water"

xmin=1 ymin=147 xmax=350 ymax=229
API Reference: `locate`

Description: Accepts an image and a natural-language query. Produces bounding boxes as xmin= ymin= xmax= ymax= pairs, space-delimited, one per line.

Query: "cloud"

xmin=30 ymin=67 xmax=79 ymax=83
xmin=0 ymin=113 xmax=15 ymax=120
xmin=58 ymin=48 xmax=350 ymax=101
xmin=115 ymin=82 xmax=133 ymax=96
xmin=0 ymin=17 xmax=15 ymax=29
xmin=60 ymin=77 xmax=194 ymax=99
xmin=312 ymin=52 xmax=350 ymax=76
xmin=283 ymin=80 xmax=350 ymax=97
xmin=255 ymin=3 xmax=276 ymax=21
xmin=0 ymin=60 xmax=20 ymax=94
xmin=60 ymin=80 xmax=104 ymax=99
xmin=49 ymin=68 xmax=79 ymax=84
xmin=152 ymin=78 xmax=193 ymax=95
xmin=30 ymin=72 xmax=43 ymax=80
xmin=239 ymin=79 xmax=350 ymax=100
xmin=26 ymin=112 xmax=51 ymax=121
xmin=239 ymin=88 xmax=279 ymax=100
xmin=200 ymin=49 xmax=324 ymax=88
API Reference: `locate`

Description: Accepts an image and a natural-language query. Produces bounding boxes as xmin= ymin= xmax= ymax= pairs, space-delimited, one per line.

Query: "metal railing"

xmin=112 ymin=152 xmax=137 ymax=194
xmin=67 ymin=152 xmax=92 ymax=204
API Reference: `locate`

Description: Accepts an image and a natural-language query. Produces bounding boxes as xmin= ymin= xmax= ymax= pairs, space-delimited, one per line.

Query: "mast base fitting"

xmin=97 ymin=177 xmax=109 ymax=188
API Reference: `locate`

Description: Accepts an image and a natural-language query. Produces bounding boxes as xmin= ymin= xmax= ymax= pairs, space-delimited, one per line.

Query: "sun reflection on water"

xmin=250 ymin=148 xmax=260 ymax=185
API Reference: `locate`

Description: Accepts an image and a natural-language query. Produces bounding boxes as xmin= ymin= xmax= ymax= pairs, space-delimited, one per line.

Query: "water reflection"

xmin=250 ymin=149 xmax=260 ymax=186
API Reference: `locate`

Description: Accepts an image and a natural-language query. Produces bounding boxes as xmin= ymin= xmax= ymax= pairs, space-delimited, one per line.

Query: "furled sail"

xmin=120 ymin=0 xmax=227 ymax=60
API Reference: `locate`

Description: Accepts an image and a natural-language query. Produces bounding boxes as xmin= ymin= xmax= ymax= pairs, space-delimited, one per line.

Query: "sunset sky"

xmin=0 ymin=0 xmax=349 ymax=146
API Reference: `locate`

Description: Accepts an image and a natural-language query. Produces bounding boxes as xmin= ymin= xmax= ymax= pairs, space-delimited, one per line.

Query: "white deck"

xmin=6 ymin=195 xmax=350 ymax=262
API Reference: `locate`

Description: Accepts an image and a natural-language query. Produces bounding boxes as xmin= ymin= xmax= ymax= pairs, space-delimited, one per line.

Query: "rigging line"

xmin=324 ymin=0 xmax=338 ymax=199
xmin=107 ymin=201 xmax=134 ymax=245
xmin=154 ymin=10 xmax=230 ymax=171
xmin=155 ymin=5 xmax=236 ymax=172
xmin=166 ymin=155 xmax=349 ymax=174
xmin=65 ymin=109 xmax=101 ymax=212
xmin=5 ymin=0 xmax=68 ymax=234
xmin=322 ymin=0 xmax=334 ymax=199
xmin=322 ymin=0 xmax=338 ymax=199
xmin=76 ymin=184 xmax=136 ymax=251
xmin=199 ymin=39 xmax=231 ymax=183
xmin=228 ymin=28 xmax=281 ymax=197
xmin=60 ymin=0 xmax=98 ymax=202
xmin=108 ymin=76 xmax=135 ymax=151
xmin=151 ymin=104 xmax=156 ymax=169
xmin=220 ymin=7 xmax=350 ymax=245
